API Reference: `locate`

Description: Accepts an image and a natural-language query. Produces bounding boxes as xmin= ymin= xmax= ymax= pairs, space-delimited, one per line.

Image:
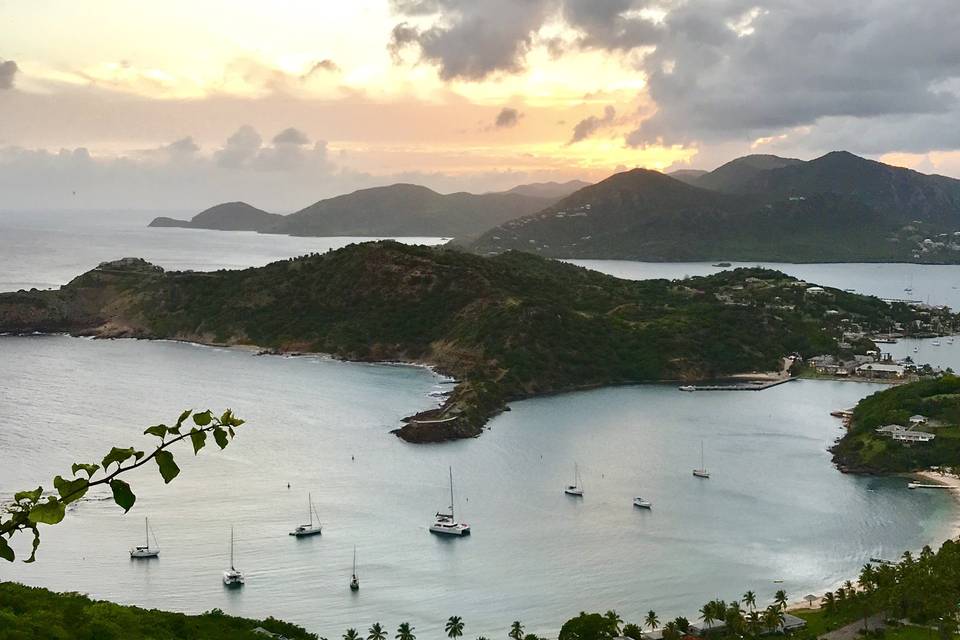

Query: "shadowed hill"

xmin=149 ymin=202 xmax=283 ymax=232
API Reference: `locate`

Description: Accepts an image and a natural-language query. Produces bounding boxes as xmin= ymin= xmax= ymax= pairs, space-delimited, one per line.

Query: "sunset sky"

xmin=2 ymin=0 xmax=960 ymax=210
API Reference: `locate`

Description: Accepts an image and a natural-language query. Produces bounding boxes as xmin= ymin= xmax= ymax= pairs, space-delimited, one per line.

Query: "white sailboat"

xmin=429 ymin=467 xmax=471 ymax=536
xmin=349 ymin=546 xmax=360 ymax=591
xmin=289 ymin=493 xmax=322 ymax=537
xmin=564 ymin=463 xmax=584 ymax=496
xmin=222 ymin=527 xmax=245 ymax=587
xmin=129 ymin=517 xmax=159 ymax=558
xmin=693 ymin=441 xmax=710 ymax=478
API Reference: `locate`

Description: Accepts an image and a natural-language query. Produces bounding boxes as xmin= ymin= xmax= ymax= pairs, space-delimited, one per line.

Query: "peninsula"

xmin=0 ymin=242 xmax=953 ymax=442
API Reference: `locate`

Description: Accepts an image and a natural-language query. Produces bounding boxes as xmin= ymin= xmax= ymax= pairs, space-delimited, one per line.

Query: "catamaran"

xmin=564 ymin=463 xmax=584 ymax=496
xmin=429 ymin=467 xmax=471 ymax=536
xmin=129 ymin=517 xmax=159 ymax=558
xmin=693 ymin=441 xmax=710 ymax=478
xmin=350 ymin=546 xmax=360 ymax=591
xmin=222 ymin=527 xmax=245 ymax=587
xmin=289 ymin=493 xmax=322 ymax=537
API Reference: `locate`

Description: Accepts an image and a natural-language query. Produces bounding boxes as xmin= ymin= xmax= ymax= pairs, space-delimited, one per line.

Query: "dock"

xmin=680 ymin=378 xmax=796 ymax=392
xmin=907 ymin=482 xmax=952 ymax=490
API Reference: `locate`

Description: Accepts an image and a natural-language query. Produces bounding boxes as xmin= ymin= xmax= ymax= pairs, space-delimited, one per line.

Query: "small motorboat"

xmin=679 ymin=385 xmax=696 ymax=392
xmin=633 ymin=497 xmax=652 ymax=509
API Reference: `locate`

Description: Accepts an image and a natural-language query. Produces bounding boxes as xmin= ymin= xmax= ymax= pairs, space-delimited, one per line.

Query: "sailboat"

xmin=564 ymin=463 xmax=584 ymax=496
xmin=289 ymin=493 xmax=322 ymax=537
xmin=429 ymin=467 xmax=471 ymax=536
xmin=222 ymin=527 xmax=245 ymax=587
xmin=349 ymin=546 xmax=360 ymax=591
xmin=129 ymin=517 xmax=159 ymax=558
xmin=693 ymin=441 xmax=710 ymax=478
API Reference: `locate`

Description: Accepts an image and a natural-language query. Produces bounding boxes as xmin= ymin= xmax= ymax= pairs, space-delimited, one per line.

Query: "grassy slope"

xmin=0 ymin=242 xmax=951 ymax=442
xmin=0 ymin=582 xmax=315 ymax=640
xmin=832 ymin=375 xmax=960 ymax=473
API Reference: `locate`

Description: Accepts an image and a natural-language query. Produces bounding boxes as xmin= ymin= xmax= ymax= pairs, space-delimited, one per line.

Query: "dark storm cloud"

xmin=388 ymin=0 xmax=960 ymax=151
xmin=495 ymin=107 xmax=521 ymax=128
xmin=0 ymin=59 xmax=18 ymax=89
xmin=569 ymin=105 xmax=616 ymax=144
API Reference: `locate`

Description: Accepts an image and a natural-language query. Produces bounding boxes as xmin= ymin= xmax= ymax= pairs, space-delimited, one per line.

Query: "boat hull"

xmin=129 ymin=549 xmax=159 ymax=559
xmin=429 ymin=523 xmax=471 ymax=536
xmin=693 ymin=470 xmax=710 ymax=478
xmin=633 ymin=500 xmax=652 ymax=509
xmin=223 ymin=571 xmax=245 ymax=587
xmin=564 ymin=488 xmax=583 ymax=496
xmin=289 ymin=526 xmax=322 ymax=537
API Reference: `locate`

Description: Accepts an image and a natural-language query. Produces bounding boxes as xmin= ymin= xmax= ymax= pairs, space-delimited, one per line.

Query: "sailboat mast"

xmin=145 ymin=517 xmax=149 ymax=547
xmin=701 ymin=441 xmax=705 ymax=470
xmin=449 ymin=466 xmax=455 ymax=520
xmin=308 ymin=492 xmax=313 ymax=527
xmin=230 ymin=527 xmax=235 ymax=570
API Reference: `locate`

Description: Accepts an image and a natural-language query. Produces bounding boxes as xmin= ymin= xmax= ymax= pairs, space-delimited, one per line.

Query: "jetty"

xmin=907 ymin=482 xmax=952 ymax=490
xmin=680 ymin=378 xmax=795 ymax=392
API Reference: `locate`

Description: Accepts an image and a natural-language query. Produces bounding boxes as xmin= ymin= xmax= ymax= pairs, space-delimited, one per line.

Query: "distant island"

xmin=148 ymin=181 xmax=588 ymax=239
xmin=469 ymin=151 xmax=960 ymax=263
xmin=0 ymin=242 xmax=953 ymax=442
xmin=832 ymin=375 xmax=960 ymax=473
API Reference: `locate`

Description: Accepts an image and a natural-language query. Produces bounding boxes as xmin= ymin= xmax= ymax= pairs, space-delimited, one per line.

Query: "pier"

xmin=681 ymin=378 xmax=796 ymax=392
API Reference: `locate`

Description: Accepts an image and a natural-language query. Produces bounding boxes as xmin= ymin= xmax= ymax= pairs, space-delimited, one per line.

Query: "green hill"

xmin=0 ymin=243 xmax=952 ymax=442
xmin=0 ymin=581 xmax=316 ymax=639
xmin=273 ymin=184 xmax=554 ymax=238
xmin=470 ymin=152 xmax=960 ymax=263
xmin=149 ymin=202 xmax=283 ymax=232
xmin=832 ymin=375 xmax=960 ymax=473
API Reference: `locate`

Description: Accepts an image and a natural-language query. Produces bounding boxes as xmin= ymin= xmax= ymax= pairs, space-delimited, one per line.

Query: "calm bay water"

xmin=0 ymin=336 xmax=954 ymax=637
xmin=0 ymin=211 xmax=958 ymax=636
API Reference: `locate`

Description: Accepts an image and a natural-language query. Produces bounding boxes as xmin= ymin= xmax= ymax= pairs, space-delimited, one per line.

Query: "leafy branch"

xmin=0 ymin=408 xmax=245 ymax=563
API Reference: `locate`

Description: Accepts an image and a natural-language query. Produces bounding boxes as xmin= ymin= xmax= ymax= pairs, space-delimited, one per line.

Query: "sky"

xmin=2 ymin=0 xmax=960 ymax=211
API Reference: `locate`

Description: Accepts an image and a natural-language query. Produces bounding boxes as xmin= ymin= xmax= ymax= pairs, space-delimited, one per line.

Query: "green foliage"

xmin=446 ymin=616 xmax=465 ymax=640
xmin=558 ymin=612 xmax=619 ymax=640
xmin=0 ymin=582 xmax=317 ymax=639
xmin=0 ymin=409 xmax=246 ymax=563
xmin=833 ymin=375 xmax=960 ymax=471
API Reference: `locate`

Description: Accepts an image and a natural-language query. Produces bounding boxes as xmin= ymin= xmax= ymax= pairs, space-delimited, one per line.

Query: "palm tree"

xmin=699 ymin=602 xmax=716 ymax=633
xmin=746 ymin=611 xmax=761 ymax=638
xmin=859 ymin=563 xmax=876 ymax=593
xmin=743 ymin=590 xmax=757 ymax=611
xmin=604 ymin=610 xmax=623 ymax=636
xmin=344 ymin=629 xmax=361 ymax=640
xmin=509 ymin=622 xmax=524 ymax=640
xmin=446 ymin=616 xmax=465 ymax=640
xmin=645 ymin=611 xmax=660 ymax=632
xmin=774 ymin=589 xmax=788 ymax=611
xmin=821 ymin=592 xmax=835 ymax=612
xmin=762 ymin=605 xmax=785 ymax=634
xmin=725 ymin=603 xmax=744 ymax=637
xmin=662 ymin=621 xmax=680 ymax=640
xmin=368 ymin=623 xmax=387 ymax=640
xmin=396 ymin=622 xmax=416 ymax=640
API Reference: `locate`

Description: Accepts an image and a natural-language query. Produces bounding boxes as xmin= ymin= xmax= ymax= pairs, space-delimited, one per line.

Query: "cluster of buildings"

xmin=807 ymin=353 xmax=909 ymax=379
xmin=874 ymin=415 xmax=935 ymax=444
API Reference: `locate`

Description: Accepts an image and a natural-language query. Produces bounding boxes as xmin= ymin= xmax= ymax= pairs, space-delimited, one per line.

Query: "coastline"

xmin=912 ymin=470 xmax=960 ymax=540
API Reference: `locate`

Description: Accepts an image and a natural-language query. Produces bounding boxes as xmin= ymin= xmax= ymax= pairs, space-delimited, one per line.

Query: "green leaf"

xmin=154 ymin=450 xmax=180 ymax=484
xmin=0 ymin=537 xmax=13 ymax=562
xmin=14 ymin=487 xmax=42 ymax=503
xmin=189 ymin=428 xmax=207 ymax=454
xmin=71 ymin=463 xmax=100 ymax=478
xmin=101 ymin=447 xmax=137 ymax=470
xmin=143 ymin=424 xmax=168 ymax=438
xmin=213 ymin=427 xmax=229 ymax=450
xmin=29 ymin=497 xmax=66 ymax=525
xmin=110 ymin=479 xmax=136 ymax=512
xmin=192 ymin=410 xmax=212 ymax=427
xmin=175 ymin=409 xmax=192 ymax=428
xmin=53 ymin=475 xmax=89 ymax=504
xmin=228 ymin=427 xmax=235 ymax=438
